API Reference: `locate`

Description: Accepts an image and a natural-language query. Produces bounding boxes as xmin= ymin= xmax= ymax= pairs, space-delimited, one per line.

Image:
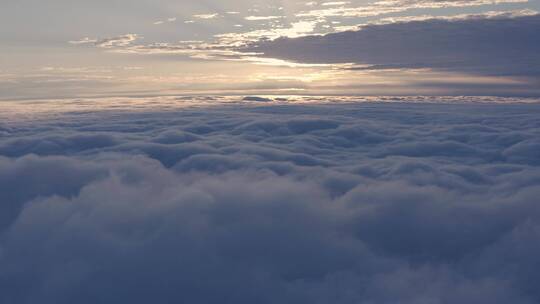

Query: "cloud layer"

xmin=247 ymin=12 xmax=540 ymax=77
xmin=1 ymin=98 xmax=540 ymax=303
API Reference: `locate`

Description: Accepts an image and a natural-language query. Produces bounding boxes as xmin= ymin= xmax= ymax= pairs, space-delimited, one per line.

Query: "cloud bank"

xmin=247 ymin=12 xmax=540 ymax=77
xmin=1 ymin=98 xmax=540 ymax=303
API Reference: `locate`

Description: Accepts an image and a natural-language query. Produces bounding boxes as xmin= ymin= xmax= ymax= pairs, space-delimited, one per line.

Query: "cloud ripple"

xmin=1 ymin=98 xmax=540 ymax=303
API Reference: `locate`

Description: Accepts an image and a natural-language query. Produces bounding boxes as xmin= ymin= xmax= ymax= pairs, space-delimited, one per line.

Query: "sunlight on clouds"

xmin=372 ymin=8 xmax=538 ymax=24
xmin=96 ymin=34 xmax=140 ymax=48
xmin=328 ymin=9 xmax=539 ymax=32
xmin=2 ymin=60 xmax=538 ymax=99
xmin=4 ymin=0 xmax=538 ymax=98
xmin=215 ymin=20 xmax=320 ymax=45
xmin=296 ymin=0 xmax=528 ymax=18
xmin=100 ymin=18 xmax=324 ymax=63
xmin=244 ymin=15 xmax=284 ymax=21
xmin=193 ymin=13 xmax=219 ymax=19
xmin=68 ymin=34 xmax=140 ymax=48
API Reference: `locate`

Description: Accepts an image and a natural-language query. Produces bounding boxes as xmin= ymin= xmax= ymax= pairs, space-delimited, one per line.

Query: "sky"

xmin=1 ymin=0 xmax=540 ymax=99
xmin=2 ymin=2 xmax=540 ymax=302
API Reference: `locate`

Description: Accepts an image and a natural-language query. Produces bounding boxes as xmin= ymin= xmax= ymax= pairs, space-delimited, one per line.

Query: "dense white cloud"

xmin=1 ymin=97 xmax=540 ymax=303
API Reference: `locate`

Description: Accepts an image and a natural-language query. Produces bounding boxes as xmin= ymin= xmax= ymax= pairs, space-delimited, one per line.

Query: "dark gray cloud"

xmin=246 ymin=13 xmax=540 ymax=77
xmin=1 ymin=98 xmax=540 ymax=303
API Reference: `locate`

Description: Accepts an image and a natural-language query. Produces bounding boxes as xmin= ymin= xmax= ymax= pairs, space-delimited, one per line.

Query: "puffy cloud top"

xmin=1 ymin=98 xmax=540 ymax=303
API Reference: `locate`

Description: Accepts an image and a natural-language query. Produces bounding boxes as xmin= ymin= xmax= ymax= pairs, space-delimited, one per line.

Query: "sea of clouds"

xmin=1 ymin=96 xmax=540 ymax=303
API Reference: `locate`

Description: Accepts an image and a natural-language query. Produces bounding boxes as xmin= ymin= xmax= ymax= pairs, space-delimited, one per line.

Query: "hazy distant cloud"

xmin=247 ymin=11 xmax=540 ymax=77
xmin=70 ymin=34 xmax=140 ymax=48
xmin=321 ymin=1 xmax=351 ymax=6
xmin=95 ymin=34 xmax=140 ymax=48
xmin=110 ymin=41 xmax=253 ymax=61
xmin=68 ymin=37 xmax=98 ymax=45
xmin=153 ymin=17 xmax=177 ymax=25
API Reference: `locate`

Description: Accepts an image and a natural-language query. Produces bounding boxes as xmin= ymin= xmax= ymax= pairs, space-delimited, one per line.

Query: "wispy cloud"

xmin=193 ymin=13 xmax=219 ymax=19
xmin=68 ymin=37 xmax=98 ymax=45
xmin=95 ymin=34 xmax=140 ymax=48
xmin=244 ymin=15 xmax=284 ymax=21
xmin=69 ymin=34 xmax=139 ymax=48
xmin=153 ymin=17 xmax=177 ymax=25
xmin=297 ymin=0 xmax=528 ymax=18
xmin=321 ymin=1 xmax=351 ymax=6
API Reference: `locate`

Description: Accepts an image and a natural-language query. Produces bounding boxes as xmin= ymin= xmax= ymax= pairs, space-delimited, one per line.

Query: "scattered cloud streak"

xmin=244 ymin=15 xmax=283 ymax=21
xmin=71 ymin=34 xmax=140 ymax=48
xmin=193 ymin=13 xmax=219 ymax=19
xmin=95 ymin=34 xmax=140 ymax=48
xmin=296 ymin=0 xmax=528 ymax=18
